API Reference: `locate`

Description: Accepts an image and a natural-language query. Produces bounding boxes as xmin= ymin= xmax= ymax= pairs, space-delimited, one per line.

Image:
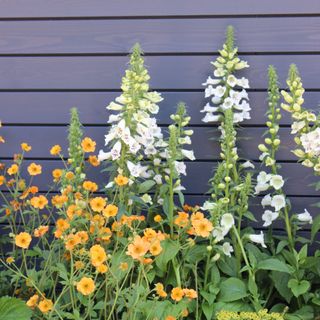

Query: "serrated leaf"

xmin=0 ymin=296 xmax=32 ymax=320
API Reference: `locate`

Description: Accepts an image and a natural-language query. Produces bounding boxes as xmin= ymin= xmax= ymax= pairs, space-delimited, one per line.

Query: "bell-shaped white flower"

xmin=110 ymin=141 xmax=122 ymax=160
xmin=220 ymin=213 xmax=235 ymax=232
xmin=212 ymin=226 xmax=228 ymax=242
xmin=98 ymin=149 xmax=111 ymax=161
xmin=200 ymin=103 xmax=219 ymax=113
xmin=205 ymin=85 xmax=216 ymax=98
xmin=174 ymin=161 xmax=187 ymax=176
xmin=202 ymin=113 xmax=220 ymax=123
xmin=248 ymin=231 xmax=267 ymax=248
xmin=241 ymin=160 xmax=255 ymax=169
xmin=257 ymin=171 xmax=271 ymax=185
xmin=222 ymin=242 xmax=234 ymax=257
xmin=227 ymin=75 xmax=238 ymax=87
xmin=261 ymin=194 xmax=272 ymax=207
xmin=201 ymin=76 xmax=221 ymax=86
xmin=269 ymin=175 xmax=284 ymax=190
xmin=262 ymin=210 xmax=279 ymax=227
xmin=271 ymin=194 xmax=286 ymax=211
xmin=297 ymin=209 xmax=313 ymax=224
xmin=181 ymin=149 xmax=195 ymax=161
xmin=201 ymin=200 xmax=216 ymax=211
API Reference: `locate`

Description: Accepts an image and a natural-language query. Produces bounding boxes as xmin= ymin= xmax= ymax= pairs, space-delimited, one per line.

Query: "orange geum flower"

xmin=143 ymin=228 xmax=157 ymax=241
xmin=114 ymin=174 xmax=129 ymax=186
xmin=15 ymin=232 xmax=32 ymax=249
xmin=30 ymin=195 xmax=48 ymax=210
xmin=65 ymin=171 xmax=74 ymax=180
xmin=98 ymin=227 xmax=112 ymax=242
xmin=174 ymin=212 xmax=189 ymax=228
xmin=149 ymin=240 xmax=162 ymax=256
xmin=166 ymin=316 xmax=176 ymax=320
xmin=0 ymin=175 xmax=5 ymax=185
xmin=171 ymin=287 xmax=184 ymax=302
xmin=34 ymin=226 xmax=49 ymax=238
xmin=26 ymin=294 xmax=39 ymax=309
xmin=29 ymin=186 xmax=38 ymax=194
xmin=183 ymin=288 xmax=198 ymax=300
xmin=76 ymin=277 xmax=95 ymax=296
xmin=190 ymin=211 xmax=205 ymax=223
xmin=88 ymin=155 xmax=100 ymax=167
xmin=96 ymin=264 xmax=108 ymax=274
xmin=6 ymin=256 xmax=15 ymax=264
xmin=102 ymin=204 xmax=118 ymax=218
xmin=154 ymin=214 xmax=162 ymax=223
xmin=81 ymin=137 xmax=96 ymax=153
xmin=27 ymin=163 xmax=42 ymax=176
xmin=83 ymin=180 xmax=98 ymax=192
xmin=90 ymin=197 xmax=106 ymax=213
xmin=126 ymin=236 xmax=150 ymax=260
xmin=56 ymin=218 xmax=70 ymax=232
xmin=52 ymin=169 xmax=63 ymax=181
xmin=76 ymin=231 xmax=89 ymax=244
xmin=38 ymin=298 xmax=53 ymax=314
xmin=7 ymin=164 xmax=18 ymax=175
xmin=155 ymin=283 xmax=167 ymax=298
xmin=90 ymin=244 xmax=107 ymax=267
xmin=51 ymin=194 xmax=68 ymax=208
xmin=65 ymin=234 xmax=81 ymax=251
xmin=192 ymin=218 xmax=213 ymax=238
xmin=50 ymin=144 xmax=61 ymax=156
xmin=21 ymin=143 xmax=32 ymax=152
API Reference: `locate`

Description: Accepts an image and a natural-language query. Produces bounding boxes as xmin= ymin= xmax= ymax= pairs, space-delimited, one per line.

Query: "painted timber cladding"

xmin=0 ymin=0 xmax=320 ymax=233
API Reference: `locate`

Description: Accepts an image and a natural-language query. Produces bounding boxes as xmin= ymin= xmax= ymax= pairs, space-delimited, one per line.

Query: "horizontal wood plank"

xmin=1 ymin=0 xmax=319 ymax=18
xmin=0 ymin=92 xmax=319 ymax=126
xmin=0 ymin=55 xmax=319 ymax=90
xmin=0 ymin=160 xmax=318 ymax=196
xmin=0 ymin=17 xmax=320 ymax=54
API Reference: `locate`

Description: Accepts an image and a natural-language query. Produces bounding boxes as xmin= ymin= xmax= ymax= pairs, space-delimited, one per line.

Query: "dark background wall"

xmin=1 ymin=0 xmax=320 ymax=233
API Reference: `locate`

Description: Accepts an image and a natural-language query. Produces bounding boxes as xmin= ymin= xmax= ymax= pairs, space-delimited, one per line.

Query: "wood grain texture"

xmin=1 ymin=0 xmax=319 ymax=18
xmin=0 ymin=160 xmax=318 ymax=196
xmin=0 ymin=92 xmax=319 ymax=125
xmin=0 ymin=55 xmax=319 ymax=89
xmin=0 ymin=126 xmax=305 ymax=161
xmin=0 ymin=18 xmax=320 ymax=53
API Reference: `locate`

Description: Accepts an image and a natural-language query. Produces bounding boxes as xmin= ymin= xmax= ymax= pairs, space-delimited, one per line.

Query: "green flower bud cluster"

xmin=213 ymin=26 xmax=249 ymax=73
xmin=258 ymin=66 xmax=281 ymax=170
xmin=281 ymin=64 xmax=320 ymax=173
xmin=68 ymin=107 xmax=84 ymax=171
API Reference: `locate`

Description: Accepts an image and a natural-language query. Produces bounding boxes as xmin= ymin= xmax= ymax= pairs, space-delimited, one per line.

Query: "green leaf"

xmin=0 ymin=296 xmax=32 ymax=320
xmin=311 ymin=215 xmax=320 ymax=242
xmin=155 ymin=239 xmax=179 ymax=271
xmin=288 ymin=279 xmax=310 ymax=297
xmin=218 ymin=278 xmax=248 ymax=302
xmin=138 ymin=180 xmax=156 ymax=193
xmin=202 ymin=301 xmax=214 ymax=320
xmin=256 ymin=258 xmax=292 ymax=273
xmin=271 ymin=271 xmax=293 ymax=304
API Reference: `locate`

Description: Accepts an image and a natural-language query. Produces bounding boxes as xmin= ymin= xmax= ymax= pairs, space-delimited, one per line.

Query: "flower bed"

xmin=0 ymin=26 xmax=319 ymax=320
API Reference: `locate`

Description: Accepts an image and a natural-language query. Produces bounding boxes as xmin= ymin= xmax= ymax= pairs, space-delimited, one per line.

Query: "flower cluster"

xmin=98 ymin=44 xmax=165 ymax=209
xmin=281 ymin=64 xmax=320 ymax=173
xmin=201 ymin=26 xmax=250 ymax=124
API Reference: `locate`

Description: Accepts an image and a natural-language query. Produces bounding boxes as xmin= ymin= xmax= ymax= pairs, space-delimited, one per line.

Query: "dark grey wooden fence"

xmin=0 ymin=0 xmax=320 ymax=232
